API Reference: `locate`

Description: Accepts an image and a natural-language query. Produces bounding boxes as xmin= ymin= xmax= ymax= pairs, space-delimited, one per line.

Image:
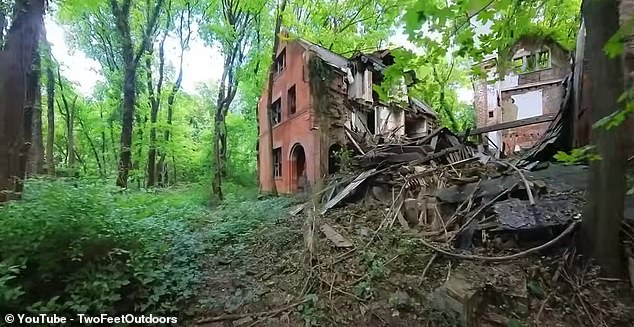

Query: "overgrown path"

xmin=2 ymin=180 xmax=633 ymax=327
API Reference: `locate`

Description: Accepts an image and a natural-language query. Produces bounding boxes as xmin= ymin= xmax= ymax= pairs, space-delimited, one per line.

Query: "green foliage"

xmin=554 ymin=146 xmax=601 ymax=165
xmin=203 ymin=196 xmax=294 ymax=249
xmin=285 ymin=0 xmax=406 ymax=55
xmin=334 ymin=148 xmax=354 ymax=173
xmin=0 ymin=179 xmax=206 ymax=315
xmin=353 ymin=280 xmax=374 ymax=300
xmin=593 ymin=94 xmax=634 ymax=130
xmin=360 ymin=251 xmax=387 ymax=280
xmin=308 ymin=56 xmax=334 ymax=121
xmin=381 ymin=49 xmax=474 ymax=132
xmin=298 ymin=294 xmax=319 ymax=326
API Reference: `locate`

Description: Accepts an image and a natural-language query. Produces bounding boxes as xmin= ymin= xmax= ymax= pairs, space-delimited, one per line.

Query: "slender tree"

xmin=44 ymin=35 xmax=55 ymax=176
xmin=109 ymin=0 xmax=165 ymax=188
xmin=201 ymin=0 xmax=264 ymax=201
xmin=263 ymin=0 xmax=287 ymax=196
xmin=56 ymin=68 xmax=78 ymax=168
xmin=159 ymin=2 xmax=192 ymax=186
xmin=146 ymin=0 xmax=171 ymax=187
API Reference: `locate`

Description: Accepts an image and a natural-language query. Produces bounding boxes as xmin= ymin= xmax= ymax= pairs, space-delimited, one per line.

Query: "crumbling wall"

xmin=500 ymin=83 xmax=562 ymax=152
xmin=308 ymin=54 xmax=350 ymax=178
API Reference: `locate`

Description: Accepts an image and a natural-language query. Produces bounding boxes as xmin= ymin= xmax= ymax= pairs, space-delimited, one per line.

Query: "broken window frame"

xmin=271 ymin=98 xmax=282 ymax=125
xmin=514 ymin=48 xmax=552 ymax=74
xmin=274 ymin=48 xmax=286 ymax=78
xmin=273 ymin=147 xmax=282 ymax=178
xmin=288 ymin=85 xmax=296 ymax=115
xmin=537 ymin=50 xmax=551 ymax=70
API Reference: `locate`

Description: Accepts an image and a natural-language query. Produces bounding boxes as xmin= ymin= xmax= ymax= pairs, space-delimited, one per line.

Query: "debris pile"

xmin=295 ymin=127 xmax=634 ymax=326
xmin=325 ymin=126 xmax=579 ymax=244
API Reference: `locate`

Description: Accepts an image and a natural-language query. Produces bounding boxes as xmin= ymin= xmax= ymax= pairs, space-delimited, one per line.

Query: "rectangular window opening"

xmin=513 ymin=57 xmax=524 ymax=72
xmin=526 ymin=54 xmax=537 ymax=72
xmin=488 ymin=111 xmax=494 ymax=118
xmin=272 ymin=98 xmax=282 ymax=125
xmin=273 ymin=147 xmax=282 ymax=178
xmin=288 ymin=85 xmax=296 ymax=115
xmin=537 ymin=50 xmax=551 ymax=69
xmin=274 ymin=49 xmax=286 ymax=76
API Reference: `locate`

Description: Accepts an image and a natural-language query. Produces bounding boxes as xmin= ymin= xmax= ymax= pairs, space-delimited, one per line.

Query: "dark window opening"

xmin=488 ymin=111 xmax=494 ymax=118
xmin=328 ymin=144 xmax=342 ymax=174
xmin=292 ymin=144 xmax=307 ymax=192
xmin=272 ymin=98 xmax=282 ymax=125
xmin=273 ymin=147 xmax=282 ymax=178
xmin=366 ymin=111 xmax=376 ymax=135
xmin=274 ymin=49 xmax=286 ymax=76
xmin=288 ymin=85 xmax=296 ymax=115
xmin=526 ymin=54 xmax=537 ymax=71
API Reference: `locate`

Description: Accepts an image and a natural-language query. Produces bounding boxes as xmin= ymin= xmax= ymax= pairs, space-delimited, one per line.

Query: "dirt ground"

xmin=192 ymin=193 xmax=634 ymax=327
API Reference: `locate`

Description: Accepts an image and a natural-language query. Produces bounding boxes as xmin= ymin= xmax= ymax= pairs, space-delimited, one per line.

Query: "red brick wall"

xmin=258 ymin=40 xmax=319 ymax=193
xmin=500 ymin=83 xmax=563 ymax=152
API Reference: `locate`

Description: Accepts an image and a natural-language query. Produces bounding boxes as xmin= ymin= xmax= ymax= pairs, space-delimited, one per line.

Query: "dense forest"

xmin=1 ymin=0 xmax=633 ymax=325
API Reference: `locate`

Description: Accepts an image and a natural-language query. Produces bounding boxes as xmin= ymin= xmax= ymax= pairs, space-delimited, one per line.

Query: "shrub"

xmin=0 ymin=179 xmax=205 ymax=316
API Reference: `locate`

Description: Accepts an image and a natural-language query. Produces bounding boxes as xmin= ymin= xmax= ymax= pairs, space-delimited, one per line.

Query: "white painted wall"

xmin=486 ymin=85 xmax=498 ymax=110
xmin=376 ymin=107 xmax=405 ymax=136
xmin=486 ymin=131 xmax=503 ymax=158
xmin=512 ymin=90 xmax=543 ymax=119
xmin=500 ymin=73 xmax=519 ymax=90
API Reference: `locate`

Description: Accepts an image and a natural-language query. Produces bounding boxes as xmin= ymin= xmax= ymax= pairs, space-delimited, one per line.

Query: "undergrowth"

xmin=0 ymin=178 xmax=292 ymax=318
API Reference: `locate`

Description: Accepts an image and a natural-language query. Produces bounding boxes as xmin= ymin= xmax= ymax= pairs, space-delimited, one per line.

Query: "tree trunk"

xmin=158 ymin=5 xmax=191 ymax=187
xmin=117 ymin=44 xmax=136 ymax=187
xmin=0 ymin=0 xmax=45 ymax=202
xmin=76 ymin=112 xmax=104 ymax=176
xmin=146 ymin=8 xmax=169 ymax=188
xmin=264 ymin=0 xmax=287 ymax=196
xmin=57 ymin=69 xmax=76 ymax=169
xmin=45 ymin=41 xmax=55 ymax=176
xmin=111 ymin=0 xmax=164 ymax=188
xmin=29 ymin=49 xmax=44 ymax=175
xmin=580 ymin=0 xmax=626 ymax=276
xmin=212 ymin=99 xmax=227 ymax=201
xmin=160 ymin=46 xmax=185 ymax=186
xmin=99 ymin=105 xmax=107 ymax=176
xmin=67 ymin=97 xmax=76 ymax=169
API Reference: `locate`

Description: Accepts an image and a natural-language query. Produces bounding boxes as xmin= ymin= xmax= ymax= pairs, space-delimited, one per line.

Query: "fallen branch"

xmin=454 ymin=182 xmax=519 ymax=237
xmin=418 ymin=253 xmax=438 ymax=286
xmin=534 ymin=291 xmax=554 ymax=324
xmin=420 ymin=221 xmax=580 ymax=262
xmin=498 ymin=160 xmax=535 ymax=205
xmin=196 ymin=298 xmax=310 ymax=324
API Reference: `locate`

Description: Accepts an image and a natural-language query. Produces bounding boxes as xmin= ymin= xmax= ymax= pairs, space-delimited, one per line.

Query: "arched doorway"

xmin=290 ymin=143 xmax=306 ymax=192
xmin=328 ymin=143 xmax=342 ymax=174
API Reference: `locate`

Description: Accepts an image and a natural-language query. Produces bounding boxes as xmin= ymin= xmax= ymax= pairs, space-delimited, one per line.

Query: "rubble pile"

xmin=328 ymin=126 xmax=579 ymax=243
xmin=294 ymin=127 xmax=634 ymax=326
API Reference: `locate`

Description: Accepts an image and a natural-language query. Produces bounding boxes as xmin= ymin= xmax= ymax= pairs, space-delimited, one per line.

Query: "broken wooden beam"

xmin=321 ymin=168 xmax=377 ymax=214
xmin=466 ymin=113 xmax=557 ymax=135
xmin=320 ymin=223 xmax=354 ymax=248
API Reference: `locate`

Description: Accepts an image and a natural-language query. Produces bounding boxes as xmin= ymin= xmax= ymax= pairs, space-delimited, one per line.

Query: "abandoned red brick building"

xmin=258 ymin=38 xmax=437 ymax=193
xmin=473 ymin=38 xmax=571 ymax=155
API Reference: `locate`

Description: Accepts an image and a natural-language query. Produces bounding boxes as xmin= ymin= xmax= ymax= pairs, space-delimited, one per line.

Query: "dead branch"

xmin=419 ymin=221 xmax=580 ymax=262
xmin=497 ymin=160 xmax=535 ymax=205
xmin=418 ymin=253 xmax=438 ymax=286
xmin=196 ymin=298 xmax=310 ymax=324
xmin=454 ymin=182 xmax=519 ymax=237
